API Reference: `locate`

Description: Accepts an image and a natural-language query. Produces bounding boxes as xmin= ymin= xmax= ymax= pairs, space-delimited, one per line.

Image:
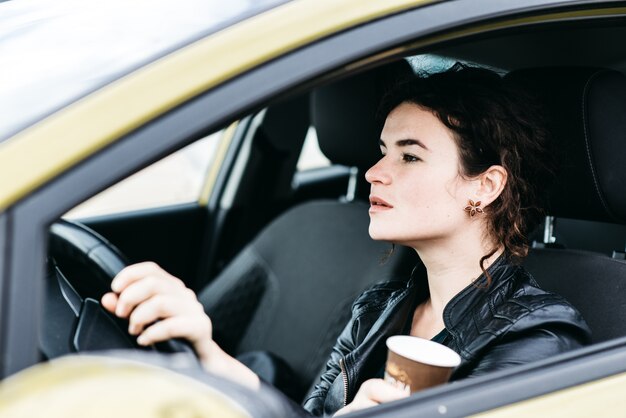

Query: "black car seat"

xmin=508 ymin=67 xmax=626 ymax=343
xmin=198 ymin=60 xmax=418 ymax=400
xmin=204 ymin=93 xmax=311 ymax=280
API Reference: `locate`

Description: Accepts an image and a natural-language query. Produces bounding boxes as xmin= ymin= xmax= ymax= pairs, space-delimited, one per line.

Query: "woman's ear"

xmin=475 ymin=165 xmax=507 ymax=206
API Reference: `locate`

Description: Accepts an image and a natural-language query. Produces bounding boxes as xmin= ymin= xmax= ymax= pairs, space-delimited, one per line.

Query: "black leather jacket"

xmin=302 ymin=255 xmax=591 ymax=416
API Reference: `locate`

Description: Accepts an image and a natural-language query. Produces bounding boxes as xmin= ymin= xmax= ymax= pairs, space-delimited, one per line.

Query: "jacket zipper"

xmin=339 ymin=357 xmax=349 ymax=407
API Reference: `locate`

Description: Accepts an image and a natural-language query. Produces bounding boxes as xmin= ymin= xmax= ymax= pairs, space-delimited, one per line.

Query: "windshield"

xmin=0 ymin=0 xmax=288 ymax=141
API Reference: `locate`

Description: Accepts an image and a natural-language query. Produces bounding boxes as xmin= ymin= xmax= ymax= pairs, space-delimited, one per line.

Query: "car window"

xmin=296 ymin=126 xmax=330 ymax=171
xmin=407 ymin=53 xmax=505 ymax=75
xmin=65 ymin=131 xmax=222 ymax=218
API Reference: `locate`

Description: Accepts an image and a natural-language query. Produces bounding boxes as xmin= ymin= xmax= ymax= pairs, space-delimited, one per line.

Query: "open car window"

xmin=65 ymin=131 xmax=222 ymax=218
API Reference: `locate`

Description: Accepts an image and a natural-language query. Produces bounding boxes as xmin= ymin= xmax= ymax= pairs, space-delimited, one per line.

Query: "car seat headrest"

xmin=311 ymin=60 xmax=413 ymax=170
xmin=262 ymin=94 xmax=309 ymax=153
xmin=507 ymin=67 xmax=626 ymax=224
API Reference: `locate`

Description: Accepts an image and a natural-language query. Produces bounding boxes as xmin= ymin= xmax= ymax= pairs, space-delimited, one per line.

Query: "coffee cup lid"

xmin=386 ymin=335 xmax=461 ymax=368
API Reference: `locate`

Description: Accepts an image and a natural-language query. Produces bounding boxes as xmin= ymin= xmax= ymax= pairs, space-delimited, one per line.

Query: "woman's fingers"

xmin=136 ymin=317 xmax=184 ymax=346
xmin=127 ymin=294 xmax=167 ymax=335
xmin=109 ymin=263 xmax=188 ymax=318
xmin=127 ymin=293 xmax=200 ymax=335
xmin=362 ymin=379 xmax=410 ymax=404
xmin=114 ymin=275 xmax=171 ymax=318
xmin=136 ymin=315 xmax=211 ymax=346
xmin=334 ymin=379 xmax=409 ymax=416
xmin=111 ymin=261 xmax=180 ymax=294
xmin=101 ymin=292 xmax=118 ymax=313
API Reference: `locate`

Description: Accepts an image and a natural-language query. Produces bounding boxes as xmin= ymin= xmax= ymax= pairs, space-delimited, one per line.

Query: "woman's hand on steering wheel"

xmin=101 ymin=262 xmax=214 ymax=362
xmin=102 ymin=261 xmax=262 ymax=390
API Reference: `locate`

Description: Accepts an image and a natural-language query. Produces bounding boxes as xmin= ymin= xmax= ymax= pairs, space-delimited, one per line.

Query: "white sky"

xmin=0 ymin=0 xmax=284 ymax=139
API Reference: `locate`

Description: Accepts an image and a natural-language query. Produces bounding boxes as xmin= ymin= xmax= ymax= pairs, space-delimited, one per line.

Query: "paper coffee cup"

xmin=385 ymin=335 xmax=461 ymax=393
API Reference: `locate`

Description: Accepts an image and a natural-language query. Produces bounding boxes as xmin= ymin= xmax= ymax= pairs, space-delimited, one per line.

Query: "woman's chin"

xmin=368 ymin=228 xmax=395 ymax=242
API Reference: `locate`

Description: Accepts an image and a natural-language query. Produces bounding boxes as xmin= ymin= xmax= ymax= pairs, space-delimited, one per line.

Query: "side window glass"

xmin=296 ymin=126 xmax=330 ymax=171
xmin=65 ymin=131 xmax=222 ymax=218
xmin=407 ymin=54 xmax=459 ymax=72
xmin=407 ymin=53 xmax=504 ymax=74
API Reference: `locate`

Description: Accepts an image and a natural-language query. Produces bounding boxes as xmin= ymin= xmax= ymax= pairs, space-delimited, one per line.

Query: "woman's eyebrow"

xmin=378 ymin=138 xmax=429 ymax=151
xmin=396 ymin=138 xmax=429 ymax=150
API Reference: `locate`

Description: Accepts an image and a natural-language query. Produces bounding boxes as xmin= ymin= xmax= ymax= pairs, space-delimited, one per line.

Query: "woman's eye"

xmin=402 ymin=154 xmax=420 ymax=163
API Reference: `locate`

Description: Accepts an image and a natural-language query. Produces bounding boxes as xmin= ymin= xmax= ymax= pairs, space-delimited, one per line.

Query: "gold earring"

xmin=464 ymin=199 xmax=483 ymax=217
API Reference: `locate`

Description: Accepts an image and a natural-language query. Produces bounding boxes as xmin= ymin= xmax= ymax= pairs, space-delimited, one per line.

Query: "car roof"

xmin=0 ymin=0 xmax=288 ymax=141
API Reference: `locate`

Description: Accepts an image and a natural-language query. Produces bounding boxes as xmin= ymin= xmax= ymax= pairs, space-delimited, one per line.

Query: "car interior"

xmin=44 ymin=12 xmax=626 ymax=410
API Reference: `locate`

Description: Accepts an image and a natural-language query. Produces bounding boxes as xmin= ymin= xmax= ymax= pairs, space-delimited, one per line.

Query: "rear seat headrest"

xmin=311 ymin=60 xmax=413 ymax=170
xmin=507 ymin=67 xmax=626 ymax=224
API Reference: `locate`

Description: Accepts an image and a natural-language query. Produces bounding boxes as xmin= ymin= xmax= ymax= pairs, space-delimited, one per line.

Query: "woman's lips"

xmin=369 ymin=195 xmax=393 ymax=212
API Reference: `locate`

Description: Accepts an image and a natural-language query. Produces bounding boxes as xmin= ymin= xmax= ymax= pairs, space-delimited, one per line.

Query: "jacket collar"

xmin=404 ymin=253 xmax=519 ymax=356
xmin=442 ymin=252 xmax=513 ymax=330
xmin=440 ymin=253 xmax=521 ymax=359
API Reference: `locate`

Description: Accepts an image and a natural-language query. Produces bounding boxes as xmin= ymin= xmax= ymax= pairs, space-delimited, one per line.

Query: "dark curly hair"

xmin=378 ymin=63 xmax=555 ymax=282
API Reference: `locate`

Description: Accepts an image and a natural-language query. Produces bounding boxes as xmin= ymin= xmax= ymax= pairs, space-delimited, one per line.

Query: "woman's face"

xmin=365 ymin=102 xmax=475 ymax=246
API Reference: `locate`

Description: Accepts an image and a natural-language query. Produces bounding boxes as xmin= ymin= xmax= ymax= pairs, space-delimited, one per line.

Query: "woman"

xmin=102 ymin=64 xmax=591 ymax=416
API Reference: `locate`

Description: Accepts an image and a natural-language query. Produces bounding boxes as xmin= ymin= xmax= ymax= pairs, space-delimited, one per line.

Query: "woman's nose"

xmin=365 ymin=158 xmax=391 ymax=185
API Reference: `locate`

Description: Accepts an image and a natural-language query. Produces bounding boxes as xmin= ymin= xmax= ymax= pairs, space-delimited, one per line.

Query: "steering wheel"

xmin=42 ymin=219 xmax=194 ymax=359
